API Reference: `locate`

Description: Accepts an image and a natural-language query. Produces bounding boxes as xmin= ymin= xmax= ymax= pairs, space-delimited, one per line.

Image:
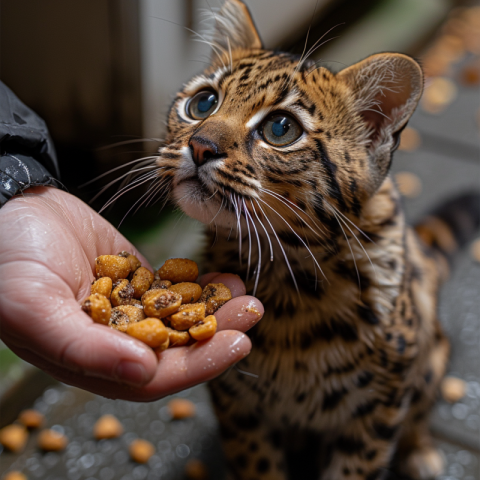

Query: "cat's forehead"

xmin=181 ymin=51 xmax=335 ymax=118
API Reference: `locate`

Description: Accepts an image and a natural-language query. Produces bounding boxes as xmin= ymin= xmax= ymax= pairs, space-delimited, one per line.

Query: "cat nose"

xmin=189 ymin=136 xmax=220 ymax=167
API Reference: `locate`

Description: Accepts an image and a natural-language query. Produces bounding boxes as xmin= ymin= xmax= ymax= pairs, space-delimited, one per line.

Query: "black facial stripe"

xmin=215 ymin=168 xmax=257 ymax=189
xmin=314 ymin=139 xmax=347 ymax=211
xmin=161 ymin=152 xmax=181 ymax=160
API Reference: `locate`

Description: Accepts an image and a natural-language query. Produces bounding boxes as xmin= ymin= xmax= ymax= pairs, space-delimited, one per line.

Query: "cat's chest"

xmin=220 ymin=295 xmax=382 ymax=428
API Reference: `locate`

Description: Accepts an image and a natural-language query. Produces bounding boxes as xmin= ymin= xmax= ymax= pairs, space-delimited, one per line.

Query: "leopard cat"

xmin=152 ymin=1 xmax=480 ymax=479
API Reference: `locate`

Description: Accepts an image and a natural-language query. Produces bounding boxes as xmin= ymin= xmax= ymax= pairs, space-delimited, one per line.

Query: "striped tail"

xmin=414 ymin=192 xmax=480 ymax=281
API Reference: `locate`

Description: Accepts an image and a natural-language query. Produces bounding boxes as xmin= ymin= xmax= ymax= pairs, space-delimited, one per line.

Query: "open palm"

xmin=0 ymin=187 xmax=263 ymax=401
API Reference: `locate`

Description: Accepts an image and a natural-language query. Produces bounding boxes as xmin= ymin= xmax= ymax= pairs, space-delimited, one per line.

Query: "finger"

xmin=144 ymin=330 xmax=251 ymax=400
xmin=199 ymin=272 xmax=221 ymax=286
xmin=5 ymin=331 xmax=252 ymax=402
xmin=214 ymin=295 xmax=264 ymax=332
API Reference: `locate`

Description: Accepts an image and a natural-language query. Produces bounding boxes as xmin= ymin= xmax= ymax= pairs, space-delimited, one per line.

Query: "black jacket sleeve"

xmin=0 ymin=81 xmax=61 ymax=207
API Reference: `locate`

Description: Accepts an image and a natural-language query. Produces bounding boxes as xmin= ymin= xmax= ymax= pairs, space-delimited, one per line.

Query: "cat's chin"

xmin=173 ymin=180 xmax=237 ymax=229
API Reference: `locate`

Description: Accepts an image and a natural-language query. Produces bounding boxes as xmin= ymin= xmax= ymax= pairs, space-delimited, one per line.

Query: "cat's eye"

xmin=261 ymin=113 xmax=303 ymax=147
xmin=187 ymin=90 xmax=218 ymax=120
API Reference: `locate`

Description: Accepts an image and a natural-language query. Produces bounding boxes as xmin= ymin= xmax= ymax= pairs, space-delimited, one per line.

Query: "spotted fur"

xmin=151 ymin=1 xmax=479 ymax=478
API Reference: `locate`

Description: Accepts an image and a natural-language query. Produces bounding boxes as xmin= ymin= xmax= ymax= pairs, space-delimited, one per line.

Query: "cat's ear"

xmin=338 ymin=53 xmax=423 ymax=173
xmin=210 ymin=0 xmax=262 ymax=53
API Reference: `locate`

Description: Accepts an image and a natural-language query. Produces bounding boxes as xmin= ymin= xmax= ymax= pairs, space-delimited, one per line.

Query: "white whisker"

xmin=81 ymin=156 xmax=158 ymax=188
xmin=257 ymin=198 xmax=327 ymax=283
xmin=254 ymin=199 xmax=299 ymax=293
xmin=251 ymin=200 xmax=273 ymax=262
xmin=243 ymin=198 xmax=261 ymax=295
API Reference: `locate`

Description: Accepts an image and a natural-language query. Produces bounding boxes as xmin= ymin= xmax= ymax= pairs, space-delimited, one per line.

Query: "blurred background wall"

xmin=0 ymin=0 xmax=452 ymax=202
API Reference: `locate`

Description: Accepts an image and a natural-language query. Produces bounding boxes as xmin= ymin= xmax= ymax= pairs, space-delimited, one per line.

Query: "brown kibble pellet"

xmin=189 ymin=315 xmax=217 ymax=341
xmin=91 ymin=277 xmax=113 ymax=298
xmin=166 ymin=327 xmax=191 ymax=347
xmin=131 ymin=267 xmax=154 ymax=299
xmin=168 ymin=398 xmax=196 ymax=419
xmin=126 ymin=254 xmax=142 ymax=273
xmin=0 ymin=424 xmax=28 ymax=452
xmin=421 ymin=77 xmax=457 ymax=114
xmin=170 ymin=303 xmax=206 ymax=330
xmin=82 ymin=293 xmax=112 ymax=325
xmin=109 ymin=309 xmax=130 ymax=332
xmin=37 ymin=429 xmax=68 ymax=451
xmin=127 ymin=318 xmax=168 ymax=348
xmin=198 ymin=283 xmax=232 ymax=315
xmin=93 ymin=415 xmax=124 ymax=440
xmin=394 ymin=172 xmax=422 ymax=198
xmin=154 ymin=335 xmax=170 ymax=353
xmin=129 ymin=438 xmax=155 ymax=463
xmin=470 ymin=238 xmax=480 ymax=262
xmin=18 ymin=410 xmax=44 ymax=429
xmin=398 ymin=127 xmax=421 ymax=152
xmin=111 ymin=279 xmax=134 ymax=307
xmin=113 ymin=305 xmax=145 ymax=323
xmin=142 ymin=289 xmax=182 ymax=318
xmin=460 ymin=64 xmax=480 ymax=86
xmin=169 ymin=282 xmax=203 ymax=304
xmin=441 ymin=376 xmax=467 ymax=403
xmin=95 ymin=255 xmax=131 ymax=281
xmin=3 ymin=472 xmax=28 ymax=480
xmin=150 ymin=279 xmax=172 ymax=290
xmin=185 ymin=459 xmax=209 ymax=480
xmin=157 ymin=258 xmax=199 ymax=284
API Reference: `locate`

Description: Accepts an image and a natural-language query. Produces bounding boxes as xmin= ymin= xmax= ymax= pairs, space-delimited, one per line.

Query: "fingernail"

xmin=115 ymin=361 xmax=148 ymax=386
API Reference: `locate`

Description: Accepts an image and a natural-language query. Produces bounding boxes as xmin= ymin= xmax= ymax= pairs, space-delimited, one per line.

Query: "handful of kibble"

xmin=82 ymin=253 xmax=232 ymax=352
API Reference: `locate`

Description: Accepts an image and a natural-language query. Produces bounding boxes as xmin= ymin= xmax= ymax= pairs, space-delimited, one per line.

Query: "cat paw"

xmin=400 ymin=447 xmax=444 ymax=479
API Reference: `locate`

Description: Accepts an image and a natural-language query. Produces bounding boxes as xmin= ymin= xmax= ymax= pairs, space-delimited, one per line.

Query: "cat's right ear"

xmin=210 ymin=0 xmax=263 ymax=54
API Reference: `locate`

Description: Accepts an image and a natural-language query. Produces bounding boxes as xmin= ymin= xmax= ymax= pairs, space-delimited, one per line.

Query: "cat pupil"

xmin=198 ymin=94 xmax=216 ymax=113
xmin=272 ymin=117 xmax=289 ymax=137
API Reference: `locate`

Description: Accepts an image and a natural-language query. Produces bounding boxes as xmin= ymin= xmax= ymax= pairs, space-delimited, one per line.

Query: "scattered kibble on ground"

xmin=471 ymin=238 xmax=480 ymax=262
xmin=185 ymin=459 xmax=209 ymax=480
xmin=129 ymin=438 xmax=155 ymax=463
xmin=398 ymin=127 xmax=421 ymax=152
xmin=2 ymin=472 xmax=28 ymax=480
xmin=168 ymin=398 xmax=197 ymax=420
xmin=421 ymin=77 xmax=458 ymax=114
xmin=394 ymin=172 xmax=423 ymax=198
xmin=441 ymin=376 xmax=467 ymax=403
xmin=0 ymin=424 xmax=28 ymax=453
xmin=17 ymin=410 xmax=44 ymax=429
xmin=37 ymin=429 xmax=68 ymax=451
xmin=93 ymin=414 xmax=124 ymax=440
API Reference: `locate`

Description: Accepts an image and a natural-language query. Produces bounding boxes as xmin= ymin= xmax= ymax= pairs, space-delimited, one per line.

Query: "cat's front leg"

xmin=210 ymin=380 xmax=287 ymax=480
xmin=320 ymin=404 xmax=408 ymax=480
xmin=219 ymin=413 xmax=288 ymax=480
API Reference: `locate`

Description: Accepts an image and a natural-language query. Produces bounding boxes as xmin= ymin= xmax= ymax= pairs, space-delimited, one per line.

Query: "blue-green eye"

xmin=262 ymin=113 xmax=303 ymax=146
xmin=187 ymin=91 xmax=218 ymax=120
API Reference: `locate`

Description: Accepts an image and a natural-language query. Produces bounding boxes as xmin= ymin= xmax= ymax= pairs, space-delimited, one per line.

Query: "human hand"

xmin=0 ymin=187 xmax=263 ymax=401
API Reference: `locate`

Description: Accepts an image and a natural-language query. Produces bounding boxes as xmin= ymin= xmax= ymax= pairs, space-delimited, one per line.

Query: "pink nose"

xmin=189 ymin=136 xmax=219 ymax=166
